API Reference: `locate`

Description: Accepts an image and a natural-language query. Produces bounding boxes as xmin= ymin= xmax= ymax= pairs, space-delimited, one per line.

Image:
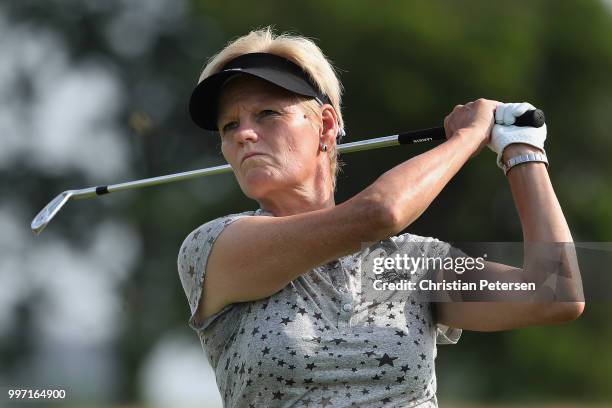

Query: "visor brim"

xmin=189 ymin=67 xmax=323 ymax=131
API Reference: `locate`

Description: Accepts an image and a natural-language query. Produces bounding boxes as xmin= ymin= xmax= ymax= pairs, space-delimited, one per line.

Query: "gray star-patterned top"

xmin=178 ymin=208 xmax=462 ymax=408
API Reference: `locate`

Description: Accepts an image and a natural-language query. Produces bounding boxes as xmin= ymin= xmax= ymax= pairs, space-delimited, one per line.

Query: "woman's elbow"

xmin=545 ymin=301 xmax=585 ymax=324
xmin=377 ymin=202 xmax=403 ymax=235
xmin=356 ymin=194 xmax=403 ymax=239
xmin=567 ymin=301 xmax=586 ymax=321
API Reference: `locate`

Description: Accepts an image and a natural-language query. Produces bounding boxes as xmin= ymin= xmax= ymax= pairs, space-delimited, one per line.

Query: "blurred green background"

xmin=1 ymin=0 xmax=611 ymax=407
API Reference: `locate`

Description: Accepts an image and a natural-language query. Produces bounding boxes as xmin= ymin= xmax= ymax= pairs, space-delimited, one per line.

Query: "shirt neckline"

xmin=254 ymin=207 xmax=274 ymax=217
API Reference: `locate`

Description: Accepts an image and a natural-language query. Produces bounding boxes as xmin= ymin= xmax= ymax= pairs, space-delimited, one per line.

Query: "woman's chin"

xmin=240 ymin=171 xmax=281 ymax=198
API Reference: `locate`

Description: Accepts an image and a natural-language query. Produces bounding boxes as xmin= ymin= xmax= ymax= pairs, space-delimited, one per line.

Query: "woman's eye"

xmin=259 ymin=109 xmax=278 ymax=118
xmin=222 ymin=121 xmax=238 ymax=133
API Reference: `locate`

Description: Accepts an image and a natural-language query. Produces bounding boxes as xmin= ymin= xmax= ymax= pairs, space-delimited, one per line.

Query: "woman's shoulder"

xmin=183 ymin=208 xmax=267 ymax=240
xmin=177 ymin=209 xmax=256 ymax=257
xmin=209 ymin=208 xmax=265 ymax=224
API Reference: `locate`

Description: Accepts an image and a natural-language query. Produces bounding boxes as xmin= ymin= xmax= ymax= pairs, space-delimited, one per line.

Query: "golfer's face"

xmin=217 ymin=76 xmax=320 ymax=199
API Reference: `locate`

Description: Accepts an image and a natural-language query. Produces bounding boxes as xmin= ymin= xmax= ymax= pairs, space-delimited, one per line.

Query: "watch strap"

xmin=502 ymin=151 xmax=549 ymax=175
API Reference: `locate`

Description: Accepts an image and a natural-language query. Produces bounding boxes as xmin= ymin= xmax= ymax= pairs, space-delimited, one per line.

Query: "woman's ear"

xmin=320 ymin=104 xmax=338 ymax=147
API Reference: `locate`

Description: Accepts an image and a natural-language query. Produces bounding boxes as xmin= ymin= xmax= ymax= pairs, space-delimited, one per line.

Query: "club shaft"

xmin=31 ymin=130 xmax=441 ymax=235
xmin=31 ymin=108 xmax=543 ymax=235
xmin=90 ymin=131 xmax=442 ymax=197
xmin=72 ymin=105 xmax=544 ymax=197
xmin=104 ymin=163 xmax=233 ymax=195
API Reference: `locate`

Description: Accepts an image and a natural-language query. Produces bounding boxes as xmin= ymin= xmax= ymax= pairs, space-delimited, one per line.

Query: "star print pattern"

xmin=177 ymin=209 xmax=462 ymax=407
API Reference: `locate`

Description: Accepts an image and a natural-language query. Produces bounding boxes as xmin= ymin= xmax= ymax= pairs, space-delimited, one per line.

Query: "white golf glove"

xmin=487 ymin=102 xmax=547 ymax=169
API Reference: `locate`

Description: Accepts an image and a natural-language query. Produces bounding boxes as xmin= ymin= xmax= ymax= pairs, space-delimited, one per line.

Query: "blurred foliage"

xmin=3 ymin=0 xmax=611 ymax=405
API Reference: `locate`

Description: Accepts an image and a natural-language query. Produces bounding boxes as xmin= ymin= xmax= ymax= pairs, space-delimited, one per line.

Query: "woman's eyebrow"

xmin=217 ymin=112 xmax=231 ymax=124
xmin=217 ymin=107 xmax=239 ymax=126
xmin=217 ymin=98 xmax=289 ymax=124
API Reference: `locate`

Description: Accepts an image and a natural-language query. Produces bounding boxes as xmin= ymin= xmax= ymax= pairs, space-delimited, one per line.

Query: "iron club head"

xmin=31 ymin=190 xmax=74 ymax=235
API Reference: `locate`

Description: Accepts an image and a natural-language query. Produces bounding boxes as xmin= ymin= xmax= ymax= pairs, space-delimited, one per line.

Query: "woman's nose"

xmin=234 ymin=123 xmax=259 ymax=144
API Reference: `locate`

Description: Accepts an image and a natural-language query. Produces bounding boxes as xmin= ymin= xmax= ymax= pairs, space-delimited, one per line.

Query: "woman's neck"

xmin=257 ymin=175 xmax=335 ymax=217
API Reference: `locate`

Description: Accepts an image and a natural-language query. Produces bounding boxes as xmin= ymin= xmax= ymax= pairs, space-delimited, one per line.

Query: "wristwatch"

xmin=502 ymin=151 xmax=549 ymax=176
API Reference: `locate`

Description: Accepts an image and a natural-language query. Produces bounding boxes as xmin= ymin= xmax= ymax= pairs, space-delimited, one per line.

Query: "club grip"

xmin=397 ymin=108 xmax=546 ymax=145
xmin=514 ymin=109 xmax=545 ymax=128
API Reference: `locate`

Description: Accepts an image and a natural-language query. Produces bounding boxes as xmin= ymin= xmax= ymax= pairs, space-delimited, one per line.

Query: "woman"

xmin=178 ymin=28 xmax=584 ymax=407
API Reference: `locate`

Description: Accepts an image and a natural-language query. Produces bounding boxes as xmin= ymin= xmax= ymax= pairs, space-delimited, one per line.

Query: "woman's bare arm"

xmin=435 ymin=143 xmax=585 ymax=331
xmin=197 ymin=127 xmax=479 ymax=322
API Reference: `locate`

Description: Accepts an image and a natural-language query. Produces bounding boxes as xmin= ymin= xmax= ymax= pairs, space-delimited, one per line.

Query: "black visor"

xmin=189 ymin=52 xmax=332 ymax=131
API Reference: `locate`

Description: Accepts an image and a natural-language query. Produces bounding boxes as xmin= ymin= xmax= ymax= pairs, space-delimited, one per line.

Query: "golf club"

xmin=30 ymin=109 xmax=545 ymax=235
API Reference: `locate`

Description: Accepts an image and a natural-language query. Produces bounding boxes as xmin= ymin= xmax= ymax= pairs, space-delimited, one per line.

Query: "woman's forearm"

xmin=503 ymin=144 xmax=573 ymax=242
xmin=503 ymin=144 xmax=584 ymax=319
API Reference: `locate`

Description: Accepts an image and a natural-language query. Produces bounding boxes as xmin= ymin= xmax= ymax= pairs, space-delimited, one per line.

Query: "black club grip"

xmin=397 ymin=109 xmax=546 ymax=145
xmin=513 ymin=109 xmax=545 ymax=128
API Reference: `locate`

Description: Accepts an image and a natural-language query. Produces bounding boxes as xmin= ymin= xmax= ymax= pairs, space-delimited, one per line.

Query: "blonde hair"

xmin=198 ymin=26 xmax=345 ymax=190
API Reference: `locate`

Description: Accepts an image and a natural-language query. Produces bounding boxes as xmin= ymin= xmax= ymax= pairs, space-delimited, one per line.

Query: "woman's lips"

xmin=241 ymin=152 xmax=265 ymax=164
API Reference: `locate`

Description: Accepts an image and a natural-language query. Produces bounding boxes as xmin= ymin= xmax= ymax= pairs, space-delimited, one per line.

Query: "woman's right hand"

xmin=443 ymin=98 xmax=500 ymax=158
